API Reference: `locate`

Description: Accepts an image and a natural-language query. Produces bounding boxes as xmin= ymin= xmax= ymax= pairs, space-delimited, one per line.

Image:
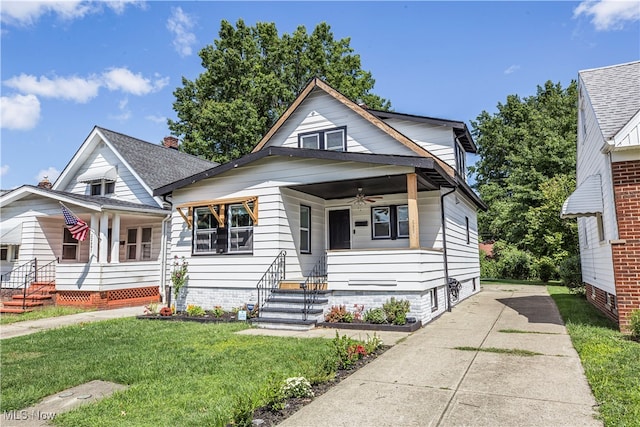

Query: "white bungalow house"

xmin=0 ymin=127 xmax=216 ymax=312
xmin=155 ymin=78 xmax=486 ymax=328
xmin=561 ymin=61 xmax=640 ymax=332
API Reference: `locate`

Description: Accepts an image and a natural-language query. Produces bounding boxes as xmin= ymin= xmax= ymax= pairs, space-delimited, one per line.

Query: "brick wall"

xmin=585 ymin=283 xmax=619 ymax=323
xmin=611 ymin=159 xmax=640 ymax=333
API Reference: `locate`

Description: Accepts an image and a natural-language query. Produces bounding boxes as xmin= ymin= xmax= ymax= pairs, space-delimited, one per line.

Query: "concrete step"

xmin=271 ymin=289 xmax=331 ymax=295
xmin=251 ymin=317 xmax=317 ymax=331
xmin=2 ymin=300 xmax=45 ymax=307
xmin=267 ymin=297 xmax=329 ymax=305
xmin=12 ymin=294 xmax=53 ymax=300
xmin=0 ymin=307 xmax=33 ymax=314
xmin=260 ymin=307 xmax=323 ymax=320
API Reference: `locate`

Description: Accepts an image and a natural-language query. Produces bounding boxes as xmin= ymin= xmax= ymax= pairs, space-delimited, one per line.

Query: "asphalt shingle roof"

xmin=97 ymin=127 xmax=218 ymax=191
xmin=579 ymin=61 xmax=640 ymax=140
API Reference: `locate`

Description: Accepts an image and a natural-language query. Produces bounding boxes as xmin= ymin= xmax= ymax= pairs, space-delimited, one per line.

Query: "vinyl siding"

xmin=443 ymin=191 xmax=480 ymax=283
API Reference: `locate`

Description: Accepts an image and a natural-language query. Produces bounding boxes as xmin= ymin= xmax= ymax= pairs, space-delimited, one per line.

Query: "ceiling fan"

xmin=351 ymin=187 xmax=383 ymax=207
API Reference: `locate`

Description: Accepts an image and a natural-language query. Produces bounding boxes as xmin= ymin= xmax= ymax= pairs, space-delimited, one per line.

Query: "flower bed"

xmin=317 ymin=319 xmax=422 ymax=332
xmin=320 ymin=298 xmax=421 ymax=332
xmin=136 ymin=312 xmax=241 ymax=323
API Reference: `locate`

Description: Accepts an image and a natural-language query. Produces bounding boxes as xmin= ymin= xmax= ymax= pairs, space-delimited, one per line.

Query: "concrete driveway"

xmin=280 ymin=284 xmax=602 ymax=427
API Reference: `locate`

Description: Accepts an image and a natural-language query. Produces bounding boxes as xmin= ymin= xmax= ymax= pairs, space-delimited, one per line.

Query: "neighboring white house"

xmin=156 ymin=78 xmax=486 ymax=328
xmin=562 ymin=61 xmax=640 ymax=332
xmin=0 ymin=127 xmax=216 ymax=311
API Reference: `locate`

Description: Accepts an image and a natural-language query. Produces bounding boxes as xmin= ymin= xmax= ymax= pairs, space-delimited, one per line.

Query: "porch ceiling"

xmin=288 ymin=173 xmax=438 ymax=200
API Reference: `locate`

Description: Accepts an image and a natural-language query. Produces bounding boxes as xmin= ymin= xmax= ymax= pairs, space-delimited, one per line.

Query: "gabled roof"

xmin=251 ymin=78 xmax=456 ymax=176
xmin=0 ymin=185 xmax=168 ymax=215
xmin=53 ymin=126 xmax=217 ymax=194
xmin=580 ymin=61 xmax=640 ymax=140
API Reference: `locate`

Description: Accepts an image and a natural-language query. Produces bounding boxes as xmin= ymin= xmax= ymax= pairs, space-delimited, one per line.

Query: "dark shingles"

xmin=580 ymin=61 xmax=640 ymax=139
xmin=96 ymin=127 xmax=218 ymax=191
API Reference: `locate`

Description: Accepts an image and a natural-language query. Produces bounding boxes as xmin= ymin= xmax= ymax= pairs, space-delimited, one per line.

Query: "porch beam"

xmin=407 ymin=173 xmax=420 ymax=249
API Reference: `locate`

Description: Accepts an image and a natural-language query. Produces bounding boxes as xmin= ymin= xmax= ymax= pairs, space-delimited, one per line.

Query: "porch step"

xmin=267 ymin=297 xmax=329 ymax=305
xmin=251 ymin=317 xmax=317 ymax=331
xmin=271 ymin=289 xmax=331 ymax=295
xmin=0 ymin=307 xmax=33 ymax=314
xmin=2 ymin=300 xmax=45 ymax=308
xmin=12 ymin=293 xmax=52 ymax=300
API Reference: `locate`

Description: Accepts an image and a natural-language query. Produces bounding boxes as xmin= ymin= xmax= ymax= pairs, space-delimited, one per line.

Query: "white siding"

xmin=56 ymin=261 xmax=160 ymax=291
xmin=443 ymin=190 xmax=481 ymax=284
xmin=60 ymin=140 xmax=157 ymax=206
xmin=265 ymin=90 xmax=417 ymax=156
xmin=576 ymin=81 xmax=618 ymax=294
xmin=382 ymin=119 xmax=457 ymax=168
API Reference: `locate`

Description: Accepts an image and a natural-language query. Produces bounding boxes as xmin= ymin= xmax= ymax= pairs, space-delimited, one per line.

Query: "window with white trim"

xmin=90 ymin=180 xmax=115 ymax=196
xmin=127 ymin=227 xmax=152 ymax=260
xmin=62 ymin=228 xmax=79 ymax=260
xmin=297 ymin=126 xmax=346 ymax=151
xmin=300 ymin=205 xmax=311 ymax=254
xmin=0 ymin=245 xmax=19 ymax=261
xmin=466 ymin=216 xmax=470 ymax=244
xmin=597 ymin=214 xmax=605 ymax=242
xmin=430 ymin=287 xmax=438 ymax=312
xmin=372 ymin=205 xmax=409 ymax=240
xmin=193 ymin=203 xmax=254 ymax=255
xmin=605 ymin=292 xmax=616 ymax=311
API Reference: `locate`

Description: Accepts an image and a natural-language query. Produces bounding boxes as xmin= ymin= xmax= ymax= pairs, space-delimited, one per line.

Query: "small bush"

xmin=480 ymin=249 xmax=499 ymax=279
xmin=629 ymin=309 xmax=640 ymax=338
xmin=382 ymin=297 xmax=410 ymax=325
xmin=324 ymin=305 xmax=354 ymax=323
xmin=211 ymin=305 xmax=225 ymax=318
xmin=363 ymin=333 xmax=384 ymax=353
xmin=281 ymin=377 xmax=314 ymax=399
xmin=495 ymin=245 xmax=535 ymax=280
xmin=332 ymin=331 xmax=367 ymax=369
xmin=559 ymin=255 xmax=582 ymax=289
xmin=536 ymin=256 xmax=557 ymax=283
xmin=186 ymin=304 xmax=205 ymax=316
xmin=363 ymin=307 xmax=387 ymax=324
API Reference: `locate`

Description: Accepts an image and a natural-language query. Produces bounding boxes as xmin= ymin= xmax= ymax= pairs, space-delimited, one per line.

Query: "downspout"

xmin=440 ymin=187 xmax=457 ymax=312
xmin=160 ymin=195 xmax=173 ymax=304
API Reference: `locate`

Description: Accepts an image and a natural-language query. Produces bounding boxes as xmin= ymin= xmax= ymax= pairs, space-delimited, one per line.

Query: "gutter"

xmin=159 ymin=195 xmax=173 ymax=304
xmin=440 ymin=186 xmax=457 ymax=312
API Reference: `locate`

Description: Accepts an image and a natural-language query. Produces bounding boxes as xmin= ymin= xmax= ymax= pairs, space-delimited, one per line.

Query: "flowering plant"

xmin=171 ymin=256 xmax=188 ymax=301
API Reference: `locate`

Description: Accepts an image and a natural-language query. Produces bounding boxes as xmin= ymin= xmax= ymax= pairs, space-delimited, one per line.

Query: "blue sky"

xmin=1 ymin=1 xmax=639 ymax=190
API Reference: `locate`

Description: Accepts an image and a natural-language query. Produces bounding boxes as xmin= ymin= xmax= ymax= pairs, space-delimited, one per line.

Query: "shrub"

xmin=281 ymin=377 xmax=314 ymax=399
xmin=186 ymin=305 xmax=205 ymax=316
xmin=480 ymin=249 xmax=499 ymax=279
xmin=363 ymin=333 xmax=384 ymax=353
xmin=629 ymin=309 xmax=640 ymax=338
xmin=332 ymin=331 xmax=367 ymax=369
xmin=558 ymin=255 xmax=582 ymax=289
xmin=324 ymin=305 xmax=354 ymax=323
xmin=536 ymin=256 xmax=557 ymax=283
xmin=382 ymin=297 xmax=410 ymax=325
xmin=495 ymin=244 xmax=535 ymax=280
xmin=211 ymin=305 xmax=225 ymax=318
xmin=363 ymin=307 xmax=387 ymax=324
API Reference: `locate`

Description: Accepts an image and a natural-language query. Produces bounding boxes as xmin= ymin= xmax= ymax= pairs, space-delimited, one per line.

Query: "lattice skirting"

xmin=56 ymin=286 xmax=160 ymax=309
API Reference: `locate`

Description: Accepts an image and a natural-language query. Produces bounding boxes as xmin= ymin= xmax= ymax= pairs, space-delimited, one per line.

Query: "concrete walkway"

xmin=280 ymin=284 xmax=602 ymax=427
xmin=0 ymin=306 xmax=146 ymax=340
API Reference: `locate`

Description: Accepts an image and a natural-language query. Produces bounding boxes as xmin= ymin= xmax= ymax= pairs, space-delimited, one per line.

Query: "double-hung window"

xmin=90 ymin=180 xmax=115 ymax=196
xmin=372 ymin=205 xmax=409 ymax=240
xmin=300 ymin=205 xmax=311 ymax=254
xmin=298 ymin=126 xmax=346 ymax=151
xmin=194 ymin=207 xmax=219 ymax=254
xmin=228 ymin=204 xmax=253 ymax=253
xmin=127 ymin=227 xmax=152 ymax=260
xmin=62 ymin=228 xmax=79 ymax=260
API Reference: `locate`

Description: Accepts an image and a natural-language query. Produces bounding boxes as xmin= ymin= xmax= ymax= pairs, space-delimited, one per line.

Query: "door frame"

xmin=326 ymin=206 xmax=352 ymax=250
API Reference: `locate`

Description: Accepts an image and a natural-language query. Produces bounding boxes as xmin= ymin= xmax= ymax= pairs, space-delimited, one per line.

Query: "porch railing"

xmin=0 ymin=258 xmax=57 ymax=310
xmin=0 ymin=259 xmax=36 ymax=289
xmin=302 ymin=253 xmax=327 ymax=320
xmin=256 ymin=250 xmax=286 ymax=316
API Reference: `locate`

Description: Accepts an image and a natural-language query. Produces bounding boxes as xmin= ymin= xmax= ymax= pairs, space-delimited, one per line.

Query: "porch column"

xmin=99 ymin=212 xmax=109 ymax=263
xmin=407 ymin=172 xmax=420 ymax=249
xmin=111 ymin=213 xmax=120 ymax=263
xmin=90 ymin=214 xmax=100 ymax=260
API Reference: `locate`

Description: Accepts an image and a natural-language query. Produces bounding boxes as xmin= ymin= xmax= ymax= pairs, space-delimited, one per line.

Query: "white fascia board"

xmin=612 ymin=110 xmax=640 ymax=149
xmin=52 ymin=127 xmax=102 ymax=190
xmin=0 ymin=186 xmax=102 ymax=211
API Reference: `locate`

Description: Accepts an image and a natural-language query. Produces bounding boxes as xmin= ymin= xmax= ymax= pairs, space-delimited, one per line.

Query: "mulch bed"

xmin=317 ymin=320 xmax=422 ymax=332
xmin=248 ymin=346 xmax=390 ymax=426
xmin=136 ymin=312 xmax=242 ymax=323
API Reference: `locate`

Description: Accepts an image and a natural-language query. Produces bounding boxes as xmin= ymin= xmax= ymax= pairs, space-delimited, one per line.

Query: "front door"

xmin=328 ymin=209 xmax=351 ymax=250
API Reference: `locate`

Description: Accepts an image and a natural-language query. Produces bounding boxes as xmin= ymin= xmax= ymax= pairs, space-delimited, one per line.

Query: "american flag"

xmin=61 ymin=203 xmax=89 ymax=241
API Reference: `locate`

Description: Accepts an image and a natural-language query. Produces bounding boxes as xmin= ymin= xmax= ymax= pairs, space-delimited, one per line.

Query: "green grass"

xmin=0 ymin=306 xmax=94 ymax=325
xmin=1 ymin=319 xmax=336 ymax=426
xmin=454 ymin=346 xmax=543 ymax=356
xmin=548 ymin=285 xmax=640 ymax=426
xmin=481 ymin=278 xmax=561 ymax=286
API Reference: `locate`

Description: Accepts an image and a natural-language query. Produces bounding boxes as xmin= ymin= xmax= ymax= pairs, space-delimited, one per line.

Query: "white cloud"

xmin=504 ymin=65 xmax=521 ymax=75
xmin=36 ymin=167 xmax=61 ymax=184
xmin=4 ymin=73 xmax=101 ymax=103
xmin=145 ymin=114 xmax=166 ymax=124
xmin=167 ymin=7 xmax=196 ymax=57
xmin=109 ymin=97 xmax=131 ymax=121
xmin=574 ymin=0 xmax=640 ymax=31
xmin=1 ymin=0 xmax=145 ymax=26
xmin=1 ymin=165 xmax=9 ymax=177
xmin=0 ymin=94 xmax=41 ymax=130
xmin=102 ymin=67 xmax=168 ymax=95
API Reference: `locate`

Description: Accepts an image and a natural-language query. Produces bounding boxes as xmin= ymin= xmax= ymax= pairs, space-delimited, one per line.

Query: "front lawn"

xmin=548 ymin=286 xmax=640 ymax=426
xmin=1 ymin=319 xmax=336 ymax=426
xmin=0 ymin=306 xmax=93 ymax=325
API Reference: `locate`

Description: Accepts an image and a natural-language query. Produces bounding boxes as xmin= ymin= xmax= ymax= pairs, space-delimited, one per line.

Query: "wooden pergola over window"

xmin=175 ymin=196 xmax=258 ymax=229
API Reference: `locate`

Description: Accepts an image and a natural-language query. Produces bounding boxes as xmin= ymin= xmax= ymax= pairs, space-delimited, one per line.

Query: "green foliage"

xmin=535 ymin=256 xmax=557 ymax=283
xmin=324 ymin=305 xmax=354 ymax=323
xmin=493 ymin=242 xmax=535 ymax=280
xmin=169 ymin=19 xmax=390 ymax=163
xmin=363 ymin=333 xmax=384 ymax=354
xmin=558 ymin=255 xmax=582 ymax=289
xmin=548 ymin=286 xmax=640 ymax=425
xmin=186 ymin=304 xmax=206 ymax=316
xmin=479 ymin=249 xmax=499 ymax=279
xmin=363 ymin=307 xmax=387 ymax=324
xmin=332 ymin=331 xmax=368 ymax=369
xmin=629 ymin=310 xmax=640 ymax=338
xmin=470 ymin=81 xmax=578 ymax=261
xmin=281 ymin=376 xmax=314 ymax=398
xmin=211 ymin=305 xmax=225 ymax=318
xmin=171 ymin=256 xmax=188 ymax=301
xmin=382 ymin=297 xmax=411 ymax=325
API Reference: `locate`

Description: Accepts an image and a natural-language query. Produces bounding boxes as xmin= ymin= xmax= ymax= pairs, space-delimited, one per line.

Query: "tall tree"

xmin=470 ymin=80 xmax=579 ymax=258
xmin=169 ymin=20 xmax=390 ymax=163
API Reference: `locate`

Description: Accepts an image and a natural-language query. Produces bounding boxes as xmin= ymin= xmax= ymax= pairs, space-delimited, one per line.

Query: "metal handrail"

xmin=302 ymin=253 xmax=327 ymax=320
xmin=256 ymin=251 xmax=286 ymax=316
xmin=0 ymin=259 xmax=36 ymax=289
xmin=22 ymin=258 xmax=58 ymax=310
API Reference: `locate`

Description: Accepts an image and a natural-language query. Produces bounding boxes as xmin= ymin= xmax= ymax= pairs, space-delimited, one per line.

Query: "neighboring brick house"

xmin=562 ymin=61 xmax=640 ymax=332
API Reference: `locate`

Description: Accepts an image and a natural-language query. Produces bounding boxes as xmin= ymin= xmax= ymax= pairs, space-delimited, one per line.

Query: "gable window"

xmin=300 ymin=205 xmax=311 ymax=254
xmin=127 ymin=227 xmax=152 ymax=260
xmin=298 ymin=126 xmax=346 ymax=152
xmin=62 ymin=228 xmax=79 ymax=260
xmin=90 ymin=180 xmax=115 ymax=196
xmin=372 ymin=205 xmax=408 ymax=240
xmin=192 ymin=202 xmax=254 ymax=255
